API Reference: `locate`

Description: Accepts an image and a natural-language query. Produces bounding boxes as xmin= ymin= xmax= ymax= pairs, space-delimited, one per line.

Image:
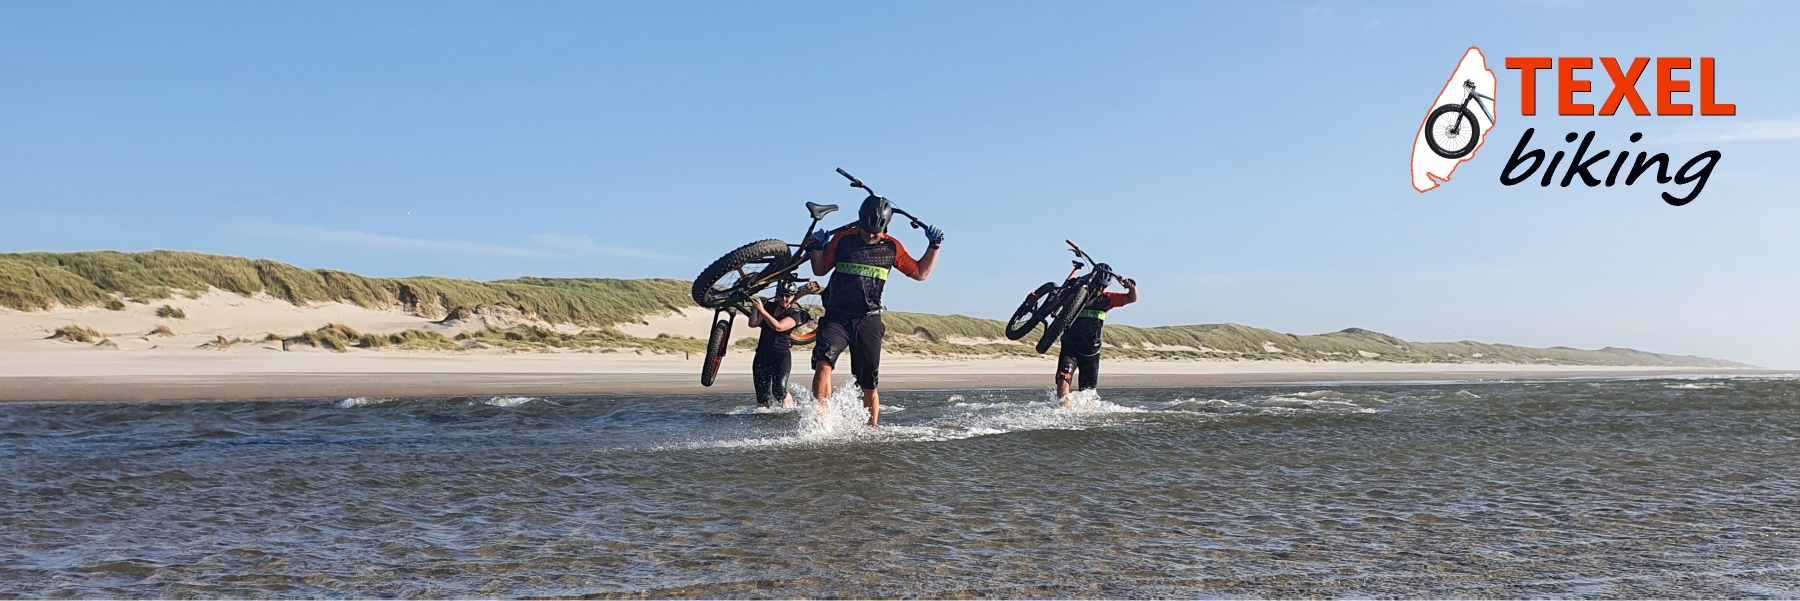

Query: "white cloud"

xmin=526 ymin=233 xmax=680 ymax=260
xmin=1664 ymin=119 xmax=1800 ymax=144
xmin=235 ymin=222 xmax=555 ymax=258
xmin=230 ymin=222 xmax=676 ymax=261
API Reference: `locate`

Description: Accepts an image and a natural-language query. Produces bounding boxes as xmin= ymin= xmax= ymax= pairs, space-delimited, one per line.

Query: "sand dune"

xmin=0 ymin=292 xmax=1780 ymax=403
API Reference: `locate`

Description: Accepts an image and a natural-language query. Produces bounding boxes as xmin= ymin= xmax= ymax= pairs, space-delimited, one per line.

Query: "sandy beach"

xmin=0 ymin=346 xmax=1778 ymax=402
xmin=1 ymin=292 xmax=1780 ymax=402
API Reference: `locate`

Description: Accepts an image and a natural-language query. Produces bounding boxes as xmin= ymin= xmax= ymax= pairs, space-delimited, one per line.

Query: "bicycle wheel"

xmin=692 ymin=239 xmax=792 ymax=308
xmin=787 ymin=306 xmax=819 ymax=347
xmin=700 ymin=315 xmax=732 ymax=387
xmin=1424 ymin=104 xmax=1480 ymax=159
xmin=1004 ymin=282 xmax=1059 ymax=340
xmin=1036 ymin=284 xmax=1091 ymax=354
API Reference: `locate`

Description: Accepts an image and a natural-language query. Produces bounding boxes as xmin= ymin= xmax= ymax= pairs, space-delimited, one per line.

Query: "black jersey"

xmin=755 ymin=304 xmax=813 ymax=356
xmin=1059 ymin=291 xmax=1129 ymax=356
xmin=818 ymin=231 xmax=920 ymax=317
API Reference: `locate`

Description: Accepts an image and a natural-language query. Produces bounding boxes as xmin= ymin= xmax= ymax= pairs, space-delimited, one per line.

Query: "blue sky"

xmin=3 ymin=1 xmax=1797 ymax=367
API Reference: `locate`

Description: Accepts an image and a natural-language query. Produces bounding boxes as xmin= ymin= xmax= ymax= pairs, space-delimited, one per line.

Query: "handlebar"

xmin=838 ymin=168 xmax=929 ymax=231
xmin=836 ymin=168 xmax=863 ymax=189
xmin=1065 ymin=239 xmax=1130 ymax=284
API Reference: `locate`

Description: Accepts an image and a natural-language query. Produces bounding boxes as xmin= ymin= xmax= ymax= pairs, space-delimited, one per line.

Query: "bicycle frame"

xmin=714 ymin=170 xmax=930 ymax=311
xmin=1461 ymin=79 xmax=1495 ymax=125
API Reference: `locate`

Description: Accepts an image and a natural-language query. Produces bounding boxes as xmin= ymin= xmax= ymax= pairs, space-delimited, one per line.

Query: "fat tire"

xmin=700 ymin=316 xmax=731 ymax=387
xmin=1004 ymin=282 xmax=1059 ymax=340
xmin=1424 ymin=104 xmax=1480 ymax=159
xmin=1036 ymin=284 xmax=1091 ymax=354
xmin=692 ymin=239 xmax=792 ymax=308
xmin=787 ymin=306 xmax=818 ymax=347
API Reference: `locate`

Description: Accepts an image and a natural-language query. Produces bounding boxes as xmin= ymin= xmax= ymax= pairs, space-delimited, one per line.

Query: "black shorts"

xmin=811 ymin=311 xmax=885 ymax=390
xmin=1057 ymin=350 xmax=1100 ymax=391
xmin=752 ymin=351 xmax=791 ymax=407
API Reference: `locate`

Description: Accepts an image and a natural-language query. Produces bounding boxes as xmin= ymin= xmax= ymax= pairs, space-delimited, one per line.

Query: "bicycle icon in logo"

xmin=1424 ymin=79 xmax=1496 ymax=159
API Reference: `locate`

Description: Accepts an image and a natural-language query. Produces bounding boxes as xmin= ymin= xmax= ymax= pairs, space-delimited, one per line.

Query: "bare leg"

xmin=1056 ymin=373 xmax=1073 ymax=406
xmin=862 ymin=388 xmax=880 ymax=427
xmin=812 ymin=363 xmax=833 ymax=409
xmin=781 ymin=391 xmax=794 ymax=409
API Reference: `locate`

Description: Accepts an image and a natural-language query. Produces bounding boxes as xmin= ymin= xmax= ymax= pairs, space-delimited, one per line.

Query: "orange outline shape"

xmin=1411 ymin=46 xmax=1499 ymax=193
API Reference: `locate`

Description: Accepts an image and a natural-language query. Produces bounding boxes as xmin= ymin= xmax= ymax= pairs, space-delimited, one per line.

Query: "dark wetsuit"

xmin=812 ymin=231 xmax=921 ymax=390
xmin=752 ymin=304 xmax=811 ymax=407
xmin=1058 ymin=291 xmax=1129 ymax=391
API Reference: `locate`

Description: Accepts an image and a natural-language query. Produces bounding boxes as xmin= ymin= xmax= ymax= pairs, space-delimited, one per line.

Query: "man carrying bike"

xmin=745 ymin=282 xmax=812 ymax=409
xmin=806 ymin=195 xmax=944 ymax=427
xmin=1056 ymin=263 xmax=1138 ymax=404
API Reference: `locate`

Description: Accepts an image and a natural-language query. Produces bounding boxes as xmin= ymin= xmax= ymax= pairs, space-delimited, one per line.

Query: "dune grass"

xmin=876 ymin=312 xmax=1744 ymax=367
xmin=50 ymin=325 xmax=102 ymax=343
xmin=0 ymin=251 xmax=692 ymax=327
xmin=156 ymin=305 xmax=186 ymax=319
xmin=455 ymin=326 xmax=705 ymax=354
xmin=0 ymin=251 xmax=1744 ymax=367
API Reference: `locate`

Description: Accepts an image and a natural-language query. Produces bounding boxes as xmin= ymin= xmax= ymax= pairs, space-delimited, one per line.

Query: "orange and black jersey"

xmin=1059 ymin=291 xmax=1129 ymax=356
xmin=817 ymin=231 xmax=921 ymax=317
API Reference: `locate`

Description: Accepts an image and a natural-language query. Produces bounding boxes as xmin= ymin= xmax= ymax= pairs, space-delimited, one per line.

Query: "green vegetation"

xmin=881 ymin=313 xmax=1744 ymax=367
xmin=0 ymin=260 xmax=110 ymax=311
xmin=355 ymin=329 xmax=461 ymax=351
xmin=283 ymin=324 xmax=362 ymax=352
xmin=273 ymin=324 xmax=704 ymax=354
xmin=0 ymin=251 xmax=690 ymax=327
xmin=156 ymin=305 xmax=186 ymax=319
xmin=50 ymin=325 xmax=101 ymax=343
xmin=0 ymin=251 xmax=1746 ymax=367
xmin=455 ymin=326 xmax=705 ymax=354
xmin=205 ymin=335 xmax=257 ymax=351
xmin=105 ymin=298 xmax=126 ymax=311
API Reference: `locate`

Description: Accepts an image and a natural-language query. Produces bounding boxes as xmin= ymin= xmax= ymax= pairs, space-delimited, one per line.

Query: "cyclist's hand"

xmin=923 ymin=224 xmax=946 ymax=248
xmin=804 ymin=229 xmax=831 ymax=250
xmin=1122 ymin=278 xmax=1137 ymax=288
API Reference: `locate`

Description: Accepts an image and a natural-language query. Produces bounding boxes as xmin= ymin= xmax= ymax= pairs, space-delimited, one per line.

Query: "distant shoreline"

xmin=0 ymin=352 xmax=1782 ymax=402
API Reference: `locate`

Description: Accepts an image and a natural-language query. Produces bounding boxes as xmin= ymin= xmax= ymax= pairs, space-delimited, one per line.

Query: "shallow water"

xmin=4 ymin=377 xmax=1800 ymax=598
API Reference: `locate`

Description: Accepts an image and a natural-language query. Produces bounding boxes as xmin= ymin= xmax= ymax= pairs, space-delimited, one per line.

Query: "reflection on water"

xmin=3 ymin=376 xmax=1799 ymax=597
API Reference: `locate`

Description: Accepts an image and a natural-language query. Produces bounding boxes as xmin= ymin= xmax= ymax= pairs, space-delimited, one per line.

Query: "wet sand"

xmin=0 ymin=349 xmax=1779 ymax=402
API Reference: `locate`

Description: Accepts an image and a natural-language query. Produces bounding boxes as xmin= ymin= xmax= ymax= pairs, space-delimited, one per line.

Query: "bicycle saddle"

xmin=806 ymin=202 xmax=838 ymax=220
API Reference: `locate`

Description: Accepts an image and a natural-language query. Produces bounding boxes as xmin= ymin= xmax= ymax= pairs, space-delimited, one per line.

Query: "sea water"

xmin=3 ymin=377 xmax=1799 ymax=597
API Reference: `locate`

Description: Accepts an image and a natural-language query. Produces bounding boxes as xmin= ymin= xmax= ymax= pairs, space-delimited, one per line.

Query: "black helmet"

xmin=775 ymin=280 xmax=796 ymax=297
xmin=1095 ymin=262 xmax=1113 ymax=274
xmin=858 ymin=195 xmax=892 ymax=234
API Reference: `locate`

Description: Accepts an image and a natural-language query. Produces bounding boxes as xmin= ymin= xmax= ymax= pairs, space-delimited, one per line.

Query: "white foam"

xmin=483 ymin=396 xmax=553 ymax=407
xmin=338 ymin=397 xmax=392 ymax=408
xmin=725 ymin=404 xmax=799 ymax=415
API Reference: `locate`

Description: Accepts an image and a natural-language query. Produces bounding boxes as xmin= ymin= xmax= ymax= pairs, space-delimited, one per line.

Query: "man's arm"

xmin=1121 ymin=279 xmax=1140 ymax=305
xmin=891 ymin=237 xmax=935 ymax=281
xmin=908 ymin=247 xmax=938 ymax=281
xmin=810 ymin=234 xmax=839 ymax=277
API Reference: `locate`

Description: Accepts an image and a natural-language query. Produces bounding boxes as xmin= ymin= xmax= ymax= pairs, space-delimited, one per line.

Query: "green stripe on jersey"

xmin=836 ymin=262 xmax=890 ymax=280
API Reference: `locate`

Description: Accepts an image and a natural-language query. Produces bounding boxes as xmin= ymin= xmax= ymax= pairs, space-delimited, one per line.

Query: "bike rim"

xmin=1432 ymin=114 xmax=1473 ymax=153
xmin=704 ymin=261 xmax=779 ymax=305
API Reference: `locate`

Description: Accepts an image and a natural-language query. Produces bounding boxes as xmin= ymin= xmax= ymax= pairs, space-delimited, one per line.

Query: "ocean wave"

xmin=483 ymin=396 xmax=556 ymax=407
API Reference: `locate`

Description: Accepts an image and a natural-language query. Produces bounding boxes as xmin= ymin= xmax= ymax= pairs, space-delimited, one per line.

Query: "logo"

xmin=1412 ymin=53 xmax=1734 ymax=206
xmin=1411 ymin=47 xmax=1498 ymax=193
